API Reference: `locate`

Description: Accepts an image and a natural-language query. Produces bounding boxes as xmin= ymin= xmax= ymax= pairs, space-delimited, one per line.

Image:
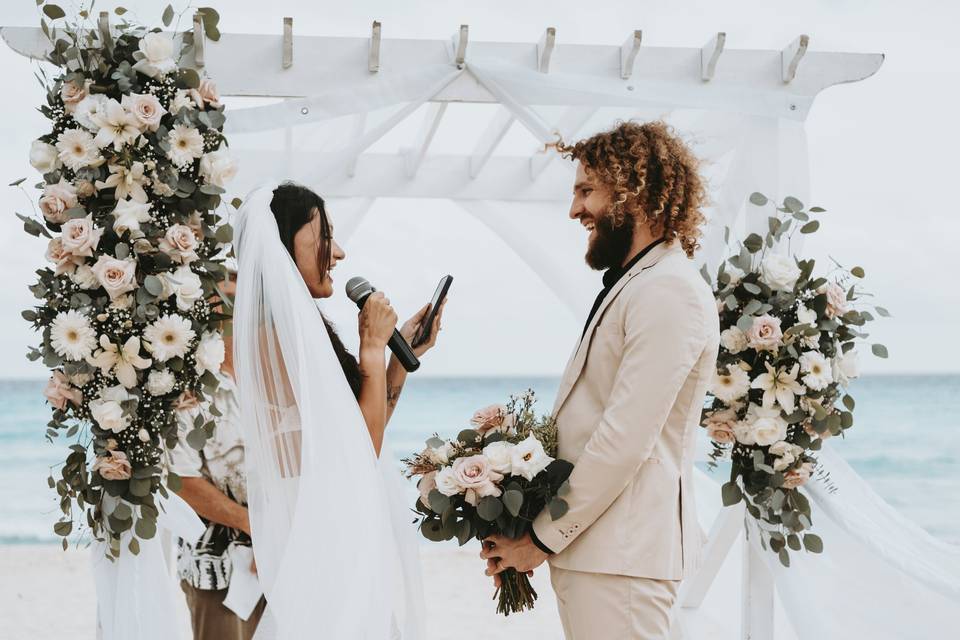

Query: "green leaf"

xmin=783 ymin=196 xmax=804 ymax=213
xmin=809 ymin=206 xmax=826 ymax=213
xmin=53 ymin=520 xmax=72 ymax=536
xmin=143 ymin=275 xmax=164 ymax=297
xmin=803 ymin=533 xmax=824 ymax=553
xmin=850 ymin=266 xmax=865 ymax=278
xmin=214 ymin=224 xmax=233 ymax=243
xmin=135 ymin=516 xmax=157 ymax=539
xmin=721 ymin=481 xmax=743 ymax=506
xmin=875 ymin=306 xmax=891 ymax=318
xmin=871 ymin=344 xmax=889 ymax=359
xmin=455 ymin=519 xmax=472 ymax=546
xmin=129 ymin=477 xmax=151 ymax=497
xmin=8 ymin=177 xmax=26 ymax=187
xmin=230 ymin=197 xmax=243 ymax=209
xmin=43 ymin=4 xmax=66 ymax=19
xmin=425 ymin=436 xmax=444 ymax=449
xmin=162 ymin=4 xmax=175 ymax=27
xmin=742 ymin=282 xmax=761 ymax=295
xmin=428 ymin=489 xmax=450 ymax=515
xmin=787 ymin=533 xmax=802 ymax=551
xmin=548 ymin=498 xmax=569 ymax=521
xmin=128 ymin=537 xmax=140 ymax=555
xmin=502 ymin=490 xmax=523 ymax=517
xmin=186 ymin=427 xmax=207 ymax=450
xmin=749 ymin=192 xmax=768 ymax=206
xmin=167 ymin=472 xmax=182 ymax=493
xmin=842 ymin=395 xmax=855 ymax=411
xmin=743 ymin=233 xmax=764 ymax=253
xmin=778 ymin=547 xmax=791 ymax=567
xmin=477 ymin=496 xmax=503 ymax=522
xmin=114 ymin=7 xmax=127 ymax=15
xmin=800 ymin=220 xmax=820 ymax=234
xmin=457 ymin=429 xmax=481 ymax=446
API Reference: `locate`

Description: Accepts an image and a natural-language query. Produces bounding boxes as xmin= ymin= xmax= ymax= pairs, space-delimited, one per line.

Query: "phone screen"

xmin=413 ymin=275 xmax=453 ymax=347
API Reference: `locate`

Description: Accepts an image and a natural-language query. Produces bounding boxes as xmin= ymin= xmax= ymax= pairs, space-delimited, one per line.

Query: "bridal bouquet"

xmin=701 ymin=193 xmax=888 ymax=566
xmin=404 ymin=391 xmax=573 ymax=615
xmin=16 ymin=3 xmax=235 ymax=555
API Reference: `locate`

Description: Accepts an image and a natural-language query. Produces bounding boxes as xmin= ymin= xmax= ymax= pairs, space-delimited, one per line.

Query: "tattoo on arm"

xmin=387 ymin=384 xmax=403 ymax=408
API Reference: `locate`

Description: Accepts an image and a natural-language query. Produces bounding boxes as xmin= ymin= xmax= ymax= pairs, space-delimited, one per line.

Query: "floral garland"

xmin=17 ymin=3 xmax=236 ymax=555
xmin=701 ymin=193 xmax=889 ymax=566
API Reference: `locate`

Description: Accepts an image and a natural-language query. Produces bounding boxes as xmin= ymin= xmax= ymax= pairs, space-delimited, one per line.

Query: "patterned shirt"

xmin=168 ymin=372 xmax=250 ymax=591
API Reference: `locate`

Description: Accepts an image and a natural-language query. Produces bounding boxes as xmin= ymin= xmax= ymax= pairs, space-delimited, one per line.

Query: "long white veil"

xmin=233 ymin=182 xmax=425 ymax=639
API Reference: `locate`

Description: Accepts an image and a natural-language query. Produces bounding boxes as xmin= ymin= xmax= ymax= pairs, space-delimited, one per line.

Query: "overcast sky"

xmin=1 ymin=0 xmax=957 ymax=378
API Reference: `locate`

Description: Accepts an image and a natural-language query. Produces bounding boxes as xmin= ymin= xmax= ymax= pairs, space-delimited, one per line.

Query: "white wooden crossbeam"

xmin=404 ymin=102 xmax=448 ymax=178
xmin=538 ymin=27 xmax=556 ymax=73
xmin=701 ymin=32 xmax=726 ymax=81
xmin=782 ymin=34 xmax=809 ymax=83
xmin=368 ymin=21 xmax=381 ymax=73
xmin=529 ymin=106 xmax=597 ymax=180
xmin=469 ymin=107 xmax=516 ymax=178
xmin=620 ymin=29 xmax=643 ymax=79
xmin=282 ymin=17 xmax=293 ymax=69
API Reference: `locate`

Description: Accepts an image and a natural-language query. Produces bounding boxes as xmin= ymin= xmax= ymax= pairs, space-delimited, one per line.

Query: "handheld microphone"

xmin=345 ymin=277 xmax=421 ymax=373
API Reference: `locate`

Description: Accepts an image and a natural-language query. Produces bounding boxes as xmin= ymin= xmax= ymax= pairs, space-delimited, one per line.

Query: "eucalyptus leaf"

xmin=721 ymin=481 xmax=743 ymax=506
xmin=800 ymin=220 xmax=820 ymax=234
xmin=477 ymin=496 xmax=503 ymax=522
xmin=749 ymin=192 xmax=768 ymax=206
xmin=502 ymin=490 xmax=523 ymax=517
xmin=871 ymin=344 xmax=889 ymax=359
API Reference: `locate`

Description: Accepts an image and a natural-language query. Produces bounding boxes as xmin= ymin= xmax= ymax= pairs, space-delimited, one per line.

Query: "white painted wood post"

xmin=741 ymin=531 xmax=775 ymax=640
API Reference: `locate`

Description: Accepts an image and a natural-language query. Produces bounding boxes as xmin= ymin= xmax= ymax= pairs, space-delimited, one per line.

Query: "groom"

xmin=482 ymin=121 xmax=720 ymax=638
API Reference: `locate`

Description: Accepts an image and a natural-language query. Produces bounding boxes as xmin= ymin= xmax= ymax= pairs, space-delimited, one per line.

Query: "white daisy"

xmin=91 ymin=99 xmax=142 ymax=151
xmin=49 ymin=309 xmax=97 ymax=361
xmin=709 ymin=365 xmax=752 ymax=404
xmin=799 ymin=351 xmax=833 ymax=391
xmin=751 ymin=362 xmax=805 ymax=413
xmin=166 ymin=124 xmax=205 ymax=167
xmin=55 ymin=129 xmax=103 ymax=172
xmin=144 ymin=314 xmax=196 ymax=362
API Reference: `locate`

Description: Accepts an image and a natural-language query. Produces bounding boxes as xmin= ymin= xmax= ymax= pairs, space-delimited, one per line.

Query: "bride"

xmin=232 ymin=182 xmax=440 ymax=638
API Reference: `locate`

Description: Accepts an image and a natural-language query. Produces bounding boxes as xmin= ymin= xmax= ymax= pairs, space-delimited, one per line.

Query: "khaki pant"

xmin=550 ymin=566 xmax=679 ymax=640
xmin=181 ymin=581 xmax=267 ymax=640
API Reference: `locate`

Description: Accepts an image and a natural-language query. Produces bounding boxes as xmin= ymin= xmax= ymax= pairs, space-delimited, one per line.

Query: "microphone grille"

xmin=345 ymin=276 xmax=373 ymax=303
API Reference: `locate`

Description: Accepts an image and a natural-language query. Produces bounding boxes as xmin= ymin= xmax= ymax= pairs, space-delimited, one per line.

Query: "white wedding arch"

xmin=6 ymin=13 xmax=958 ymax=640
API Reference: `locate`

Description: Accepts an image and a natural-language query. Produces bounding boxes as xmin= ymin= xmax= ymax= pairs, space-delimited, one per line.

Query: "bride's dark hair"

xmin=270 ymin=182 xmax=362 ymax=399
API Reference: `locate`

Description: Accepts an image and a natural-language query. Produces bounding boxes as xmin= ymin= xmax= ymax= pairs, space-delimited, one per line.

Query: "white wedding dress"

xmin=232 ymin=182 xmax=425 ymax=639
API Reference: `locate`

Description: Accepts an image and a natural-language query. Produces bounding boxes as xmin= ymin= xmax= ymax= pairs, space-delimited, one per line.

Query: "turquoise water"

xmin=1 ymin=375 xmax=958 ymax=545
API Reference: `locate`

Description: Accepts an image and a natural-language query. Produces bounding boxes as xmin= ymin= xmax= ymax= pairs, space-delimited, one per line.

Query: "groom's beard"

xmin=585 ymin=211 xmax=636 ymax=271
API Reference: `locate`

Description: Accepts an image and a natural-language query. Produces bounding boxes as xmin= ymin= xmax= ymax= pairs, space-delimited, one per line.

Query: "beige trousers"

xmin=181 ymin=581 xmax=267 ymax=640
xmin=550 ymin=566 xmax=679 ymax=640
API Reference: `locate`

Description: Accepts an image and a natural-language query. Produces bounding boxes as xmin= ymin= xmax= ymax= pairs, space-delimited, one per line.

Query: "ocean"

xmin=1 ymin=375 xmax=958 ymax=545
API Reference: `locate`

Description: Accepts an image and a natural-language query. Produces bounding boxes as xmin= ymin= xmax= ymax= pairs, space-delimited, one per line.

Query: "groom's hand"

xmin=480 ymin=534 xmax=548 ymax=577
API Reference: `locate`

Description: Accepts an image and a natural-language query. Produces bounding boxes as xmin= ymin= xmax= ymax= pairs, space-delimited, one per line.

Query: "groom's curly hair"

xmin=558 ymin=121 xmax=707 ymax=258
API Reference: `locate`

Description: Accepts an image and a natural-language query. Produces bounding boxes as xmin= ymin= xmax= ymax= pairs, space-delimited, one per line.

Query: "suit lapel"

xmin=552 ymin=241 xmax=681 ymax=415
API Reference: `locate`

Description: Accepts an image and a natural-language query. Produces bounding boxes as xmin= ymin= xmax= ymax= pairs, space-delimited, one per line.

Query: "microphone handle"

xmin=389 ymin=329 xmax=420 ymax=372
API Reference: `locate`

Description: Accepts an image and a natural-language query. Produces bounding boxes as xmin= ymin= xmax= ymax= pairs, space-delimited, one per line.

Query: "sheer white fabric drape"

xmin=233 ymin=183 xmax=424 ymax=639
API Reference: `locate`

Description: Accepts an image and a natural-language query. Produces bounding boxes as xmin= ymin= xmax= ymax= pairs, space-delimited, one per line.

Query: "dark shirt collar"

xmin=601 ymin=238 xmax=665 ymax=289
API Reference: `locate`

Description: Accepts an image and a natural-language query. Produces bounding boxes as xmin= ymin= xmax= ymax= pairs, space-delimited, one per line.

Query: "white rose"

xmin=796 ymin=304 xmax=818 ymax=326
xmin=435 ymin=466 xmax=461 ymax=497
xmin=760 ymin=254 xmax=801 ymax=291
xmin=720 ymin=327 xmax=748 ymax=354
xmin=198 ymin=151 xmax=238 ymax=189
xmin=30 ymin=140 xmax=60 ymax=173
xmin=136 ymin=32 xmax=177 ymax=77
xmin=833 ymin=350 xmax=860 ymax=387
xmin=89 ymin=386 xmax=133 ymax=433
xmin=166 ymin=265 xmax=204 ymax=311
xmin=70 ymin=264 xmax=100 ymax=289
xmin=482 ymin=441 xmax=514 ymax=475
xmin=195 ymin=331 xmax=225 ymax=376
xmin=145 ymin=369 xmax=176 ymax=396
xmin=160 ymin=224 xmax=200 ymax=264
xmin=746 ymin=404 xmax=789 ymax=447
xmin=509 ymin=434 xmax=553 ymax=481
xmin=73 ymin=94 xmax=109 ymax=132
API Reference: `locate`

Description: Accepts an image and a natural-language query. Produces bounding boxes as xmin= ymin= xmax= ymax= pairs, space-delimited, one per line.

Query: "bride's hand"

xmin=401 ymin=299 xmax=447 ymax=357
xmin=359 ymin=292 xmax=397 ymax=350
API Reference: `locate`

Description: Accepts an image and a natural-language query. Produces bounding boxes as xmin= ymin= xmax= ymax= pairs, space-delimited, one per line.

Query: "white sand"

xmin=0 ymin=544 xmax=563 ymax=639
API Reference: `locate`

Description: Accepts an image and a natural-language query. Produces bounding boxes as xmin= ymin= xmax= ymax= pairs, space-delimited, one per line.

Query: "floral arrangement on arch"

xmin=16 ymin=2 xmax=236 ymax=556
xmin=700 ymin=193 xmax=889 ymax=566
xmin=404 ymin=392 xmax=573 ymax=616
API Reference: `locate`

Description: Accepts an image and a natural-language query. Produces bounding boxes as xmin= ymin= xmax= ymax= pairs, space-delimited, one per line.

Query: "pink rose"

xmin=783 ymin=462 xmax=815 ymax=489
xmin=469 ymin=404 xmax=516 ymax=435
xmin=92 ymin=450 xmax=132 ymax=481
xmin=39 ymin=179 xmax=79 ymax=224
xmin=60 ymin=214 xmax=103 ymax=258
xmin=823 ymin=283 xmax=849 ymax=319
xmin=418 ymin=471 xmax=438 ymax=506
xmin=91 ymin=255 xmax=138 ymax=300
xmin=121 ymin=93 xmax=167 ymax=131
xmin=174 ymin=390 xmax=200 ymax=411
xmin=43 ymin=371 xmax=83 ymax=410
xmin=704 ymin=408 xmax=738 ymax=445
xmin=46 ymin=237 xmax=84 ymax=275
xmin=189 ymin=78 xmax=221 ymax=108
xmin=746 ymin=315 xmax=783 ymax=352
xmin=452 ymin=455 xmax=503 ymax=506
xmin=60 ymin=80 xmax=90 ymax=113
xmin=159 ymin=224 xmax=200 ymax=264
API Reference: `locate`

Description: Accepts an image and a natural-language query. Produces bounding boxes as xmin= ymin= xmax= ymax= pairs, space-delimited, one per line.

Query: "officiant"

xmin=168 ymin=270 xmax=267 ymax=640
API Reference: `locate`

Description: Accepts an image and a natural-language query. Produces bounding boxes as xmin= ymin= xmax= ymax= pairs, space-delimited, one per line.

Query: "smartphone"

xmin=412 ymin=275 xmax=453 ymax=348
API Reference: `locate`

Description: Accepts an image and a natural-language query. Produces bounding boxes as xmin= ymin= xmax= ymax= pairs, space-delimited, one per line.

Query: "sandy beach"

xmin=0 ymin=544 xmax=565 ymax=639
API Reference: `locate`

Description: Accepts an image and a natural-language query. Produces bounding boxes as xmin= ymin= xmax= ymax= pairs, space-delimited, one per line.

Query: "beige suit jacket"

xmin=532 ymin=241 xmax=719 ymax=581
